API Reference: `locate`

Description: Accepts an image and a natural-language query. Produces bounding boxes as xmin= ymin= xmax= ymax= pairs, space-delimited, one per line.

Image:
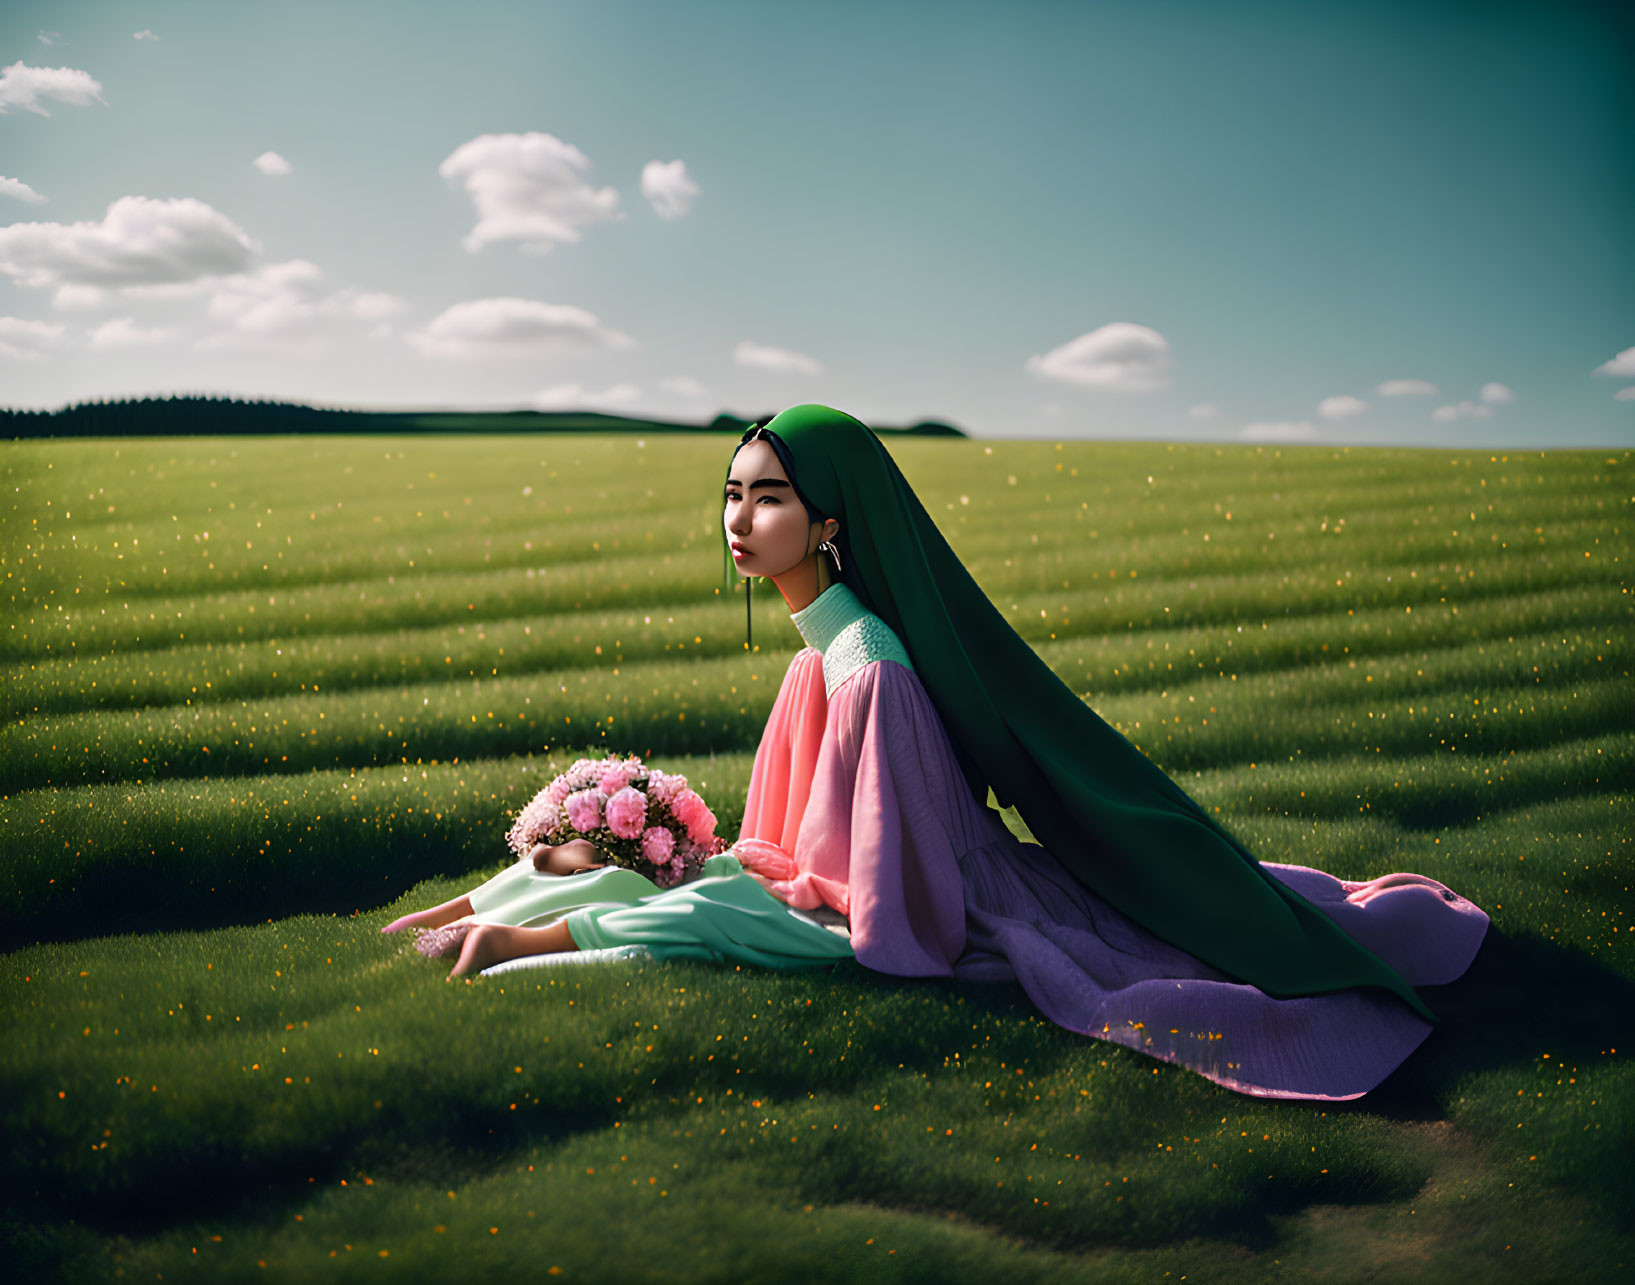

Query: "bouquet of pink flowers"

xmin=505 ymin=753 xmax=728 ymax=888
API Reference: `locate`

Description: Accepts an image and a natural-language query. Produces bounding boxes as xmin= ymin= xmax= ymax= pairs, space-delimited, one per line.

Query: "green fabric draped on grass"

xmin=720 ymin=403 xmax=1436 ymax=1023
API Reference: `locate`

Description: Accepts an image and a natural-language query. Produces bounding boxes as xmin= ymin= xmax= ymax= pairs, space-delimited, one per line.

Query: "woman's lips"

xmin=730 ymin=542 xmax=750 ymax=557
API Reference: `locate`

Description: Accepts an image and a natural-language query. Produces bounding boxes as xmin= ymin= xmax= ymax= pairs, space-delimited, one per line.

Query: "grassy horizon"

xmin=2 ymin=433 xmax=1629 ymax=1281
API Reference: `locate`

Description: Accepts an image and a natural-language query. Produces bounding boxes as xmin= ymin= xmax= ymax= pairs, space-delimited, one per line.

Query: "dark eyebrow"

xmin=724 ymin=477 xmax=792 ymax=491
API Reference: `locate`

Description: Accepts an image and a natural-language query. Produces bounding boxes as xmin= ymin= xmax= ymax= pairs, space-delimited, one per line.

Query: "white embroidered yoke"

xmin=788 ymin=582 xmax=914 ymax=698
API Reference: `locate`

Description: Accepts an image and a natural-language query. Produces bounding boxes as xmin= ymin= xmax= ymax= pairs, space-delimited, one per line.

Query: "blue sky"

xmin=1 ymin=0 xmax=1630 ymax=445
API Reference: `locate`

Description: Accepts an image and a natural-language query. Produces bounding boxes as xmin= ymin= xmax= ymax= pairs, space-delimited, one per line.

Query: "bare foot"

xmin=447 ymin=919 xmax=579 ymax=978
xmin=383 ymin=909 xmax=440 ymax=934
xmin=449 ymin=925 xmax=504 ymax=978
xmin=382 ymin=894 xmax=474 ymax=934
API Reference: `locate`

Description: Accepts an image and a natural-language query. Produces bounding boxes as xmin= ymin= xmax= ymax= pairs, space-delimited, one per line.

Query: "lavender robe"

xmin=736 ymin=647 xmax=1488 ymax=1101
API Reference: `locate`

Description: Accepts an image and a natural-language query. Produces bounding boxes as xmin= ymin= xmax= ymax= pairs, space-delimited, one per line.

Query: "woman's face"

xmin=723 ymin=439 xmax=824 ymax=578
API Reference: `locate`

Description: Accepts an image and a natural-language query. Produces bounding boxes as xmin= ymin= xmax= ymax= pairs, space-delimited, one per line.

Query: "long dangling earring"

xmin=818 ymin=540 xmax=842 ymax=575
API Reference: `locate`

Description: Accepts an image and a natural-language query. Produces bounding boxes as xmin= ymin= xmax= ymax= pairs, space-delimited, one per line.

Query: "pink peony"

xmin=605 ymin=786 xmax=648 ymax=840
xmin=670 ymin=788 xmax=717 ymax=845
xmin=641 ymin=826 xmax=675 ymax=865
xmin=507 ymin=784 xmax=565 ymax=857
xmin=564 ymin=788 xmax=605 ymax=833
xmin=501 ymin=754 xmax=718 ymax=885
xmin=647 ymin=771 xmax=684 ymax=806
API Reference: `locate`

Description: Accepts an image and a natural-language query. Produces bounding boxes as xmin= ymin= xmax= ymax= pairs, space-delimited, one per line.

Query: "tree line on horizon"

xmin=0 ymin=395 xmax=966 ymax=439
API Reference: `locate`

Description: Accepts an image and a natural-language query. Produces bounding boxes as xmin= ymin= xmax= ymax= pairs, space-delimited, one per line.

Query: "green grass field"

xmin=2 ymin=432 xmax=1629 ymax=1282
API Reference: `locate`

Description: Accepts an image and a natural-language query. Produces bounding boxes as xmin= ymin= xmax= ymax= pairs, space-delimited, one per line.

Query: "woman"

xmin=386 ymin=404 xmax=1488 ymax=1100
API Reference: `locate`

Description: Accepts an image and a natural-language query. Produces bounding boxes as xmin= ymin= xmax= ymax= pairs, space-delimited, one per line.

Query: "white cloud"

xmin=334 ymin=290 xmax=406 ymax=322
xmin=532 ymin=382 xmax=642 ymax=411
xmin=37 ymin=32 xmax=61 ymax=46
xmin=530 ymin=384 xmax=582 ymax=410
xmin=1614 ymin=386 xmax=1635 ymax=401
xmin=0 ymin=196 xmax=258 ymax=289
xmin=438 ymin=132 xmax=623 ymax=254
xmin=1592 ymin=347 xmax=1635 ymax=379
xmin=658 ymin=375 xmax=709 ymax=399
xmin=191 ymin=263 xmax=405 ymax=348
xmin=203 ymin=260 xmax=327 ymax=340
xmin=0 ymin=61 xmax=106 ymax=115
xmin=133 ymin=30 xmax=159 ymax=41
xmin=0 ymin=176 xmax=47 ymax=204
xmin=1024 ymin=322 xmax=1172 ymax=391
xmin=1318 ymin=394 xmax=1367 ymax=419
xmin=0 ymin=315 xmax=66 ymax=360
xmin=590 ymin=383 xmax=640 ymax=408
xmin=253 ymin=151 xmax=292 ymax=176
xmin=641 ymin=159 xmax=700 ymax=219
xmin=1479 ymin=382 xmax=1515 ymax=404
xmin=1187 ymin=403 xmax=1218 ymax=420
xmin=1430 ymin=400 xmax=1494 ymax=422
xmin=1239 ymin=420 xmax=1317 ymax=441
xmin=121 ymin=279 xmax=218 ymax=302
xmin=732 ymin=340 xmax=824 ymax=375
xmin=1376 ymin=378 xmax=1437 ymax=396
xmin=89 ymin=315 xmax=179 ymax=349
xmin=408 ymin=297 xmax=635 ymax=360
xmin=52 ymin=284 xmax=105 ymax=310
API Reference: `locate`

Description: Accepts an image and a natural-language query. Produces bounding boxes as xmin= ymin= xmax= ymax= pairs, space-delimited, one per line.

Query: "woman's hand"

xmin=531 ymin=839 xmax=610 ymax=876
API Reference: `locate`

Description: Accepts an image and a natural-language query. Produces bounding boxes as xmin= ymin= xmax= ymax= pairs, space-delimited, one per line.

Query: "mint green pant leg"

xmin=564 ymin=866 xmax=854 ymax=969
xmin=468 ymin=863 xmax=661 ymax=927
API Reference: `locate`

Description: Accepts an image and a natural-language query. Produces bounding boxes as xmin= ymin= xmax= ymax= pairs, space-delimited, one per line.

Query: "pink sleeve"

xmin=738 ymin=648 xmax=827 ymax=854
xmin=742 ymin=662 xmax=968 ymax=977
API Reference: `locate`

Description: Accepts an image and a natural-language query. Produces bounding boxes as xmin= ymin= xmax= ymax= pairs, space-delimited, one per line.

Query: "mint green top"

xmin=789 ymin=582 xmax=914 ymax=698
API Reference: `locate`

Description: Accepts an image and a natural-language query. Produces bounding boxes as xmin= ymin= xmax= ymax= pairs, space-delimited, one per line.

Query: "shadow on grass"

xmin=4 ymin=839 xmax=505 ymax=951
xmin=1334 ymin=927 xmax=1635 ymax=1121
xmin=0 ymin=1127 xmax=595 ymax=1284
xmin=0 ymin=1099 xmax=609 ymax=1246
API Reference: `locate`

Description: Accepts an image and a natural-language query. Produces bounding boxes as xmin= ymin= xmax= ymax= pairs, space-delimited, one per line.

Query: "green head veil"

xmin=720 ymin=403 xmax=1435 ymax=1023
